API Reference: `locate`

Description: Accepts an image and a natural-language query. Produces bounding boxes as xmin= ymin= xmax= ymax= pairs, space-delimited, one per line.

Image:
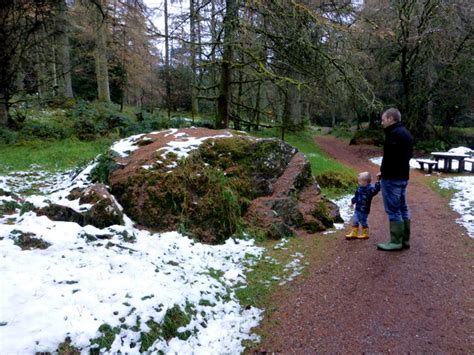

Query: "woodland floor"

xmin=249 ymin=135 xmax=473 ymax=353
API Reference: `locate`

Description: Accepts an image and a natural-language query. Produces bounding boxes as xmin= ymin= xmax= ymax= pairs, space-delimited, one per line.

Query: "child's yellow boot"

xmin=345 ymin=227 xmax=359 ymax=239
xmin=358 ymin=227 xmax=369 ymax=239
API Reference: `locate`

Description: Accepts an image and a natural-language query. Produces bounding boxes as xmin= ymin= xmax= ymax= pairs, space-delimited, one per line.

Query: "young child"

xmin=346 ymin=171 xmax=380 ymax=240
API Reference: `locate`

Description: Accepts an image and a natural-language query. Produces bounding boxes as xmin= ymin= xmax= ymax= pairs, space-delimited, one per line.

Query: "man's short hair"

xmin=383 ymin=108 xmax=401 ymax=122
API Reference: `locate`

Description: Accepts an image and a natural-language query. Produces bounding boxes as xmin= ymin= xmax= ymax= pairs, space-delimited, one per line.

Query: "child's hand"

xmin=376 ymin=173 xmax=382 ymax=181
xmin=349 ymin=203 xmax=354 ymax=209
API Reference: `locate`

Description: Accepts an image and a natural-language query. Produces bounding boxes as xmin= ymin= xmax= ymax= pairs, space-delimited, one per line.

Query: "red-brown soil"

xmin=251 ymin=135 xmax=473 ymax=353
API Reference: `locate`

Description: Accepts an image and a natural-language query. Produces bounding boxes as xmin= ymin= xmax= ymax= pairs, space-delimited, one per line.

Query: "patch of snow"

xmin=279 ymin=252 xmax=305 ymax=286
xmin=110 ymin=133 xmax=145 ymax=157
xmin=437 ymin=176 xmax=474 ymax=239
xmin=370 ymin=156 xmax=419 ymax=169
xmin=0 ymin=156 xmax=264 ymax=354
xmin=164 ymin=128 xmax=178 ymax=137
xmin=448 ymin=146 xmax=473 ymax=155
xmin=371 ymin=147 xmax=473 ymax=172
xmin=156 ymin=132 xmax=233 ymax=166
xmin=273 ymin=238 xmax=289 ymax=250
xmin=331 ymin=194 xmax=354 ymax=230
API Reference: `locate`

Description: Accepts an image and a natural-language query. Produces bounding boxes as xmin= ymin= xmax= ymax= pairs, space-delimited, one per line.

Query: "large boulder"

xmin=105 ymin=128 xmax=341 ymax=244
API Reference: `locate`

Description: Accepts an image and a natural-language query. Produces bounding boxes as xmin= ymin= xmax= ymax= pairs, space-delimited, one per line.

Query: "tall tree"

xmin=56 ymin=0 xmax=74 ymax=98
xmin=189 ymin=0 xmax=199 ymax=119
xmin=164 ymin=0 xmax=171 ymax=119
xmin=93 ymin=0 xmax=111 ymax=102
xmin=217 ymin=0 xmax=238 ymax=128
xmin=0 ymin=1 xmax=55 ymax=127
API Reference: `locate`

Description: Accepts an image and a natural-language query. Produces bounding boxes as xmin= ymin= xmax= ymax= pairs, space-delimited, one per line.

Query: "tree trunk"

xmin=34 ymin=46 xmax=47 ymax=99
xmin=217 ymin=0 xmax=238 ymax=129
xmin=57 ymin=0 xmax=73 ymax=98
xmin=190 ymin=0 xmax=199 ymax=120
xmin=283 ymin=83 xmax=302 ymax=129
xmin=164 ymin=0 xmax=171 ymax=120
xmin=94 ymin=0 xmax=110 ymax=102
xmin=253 ymin=81 xmax=261 ymax=130
xmin=0 ymin=92 xmax=8 ymax=127
xmin=52 ymin=46 xmax=58 ymax=96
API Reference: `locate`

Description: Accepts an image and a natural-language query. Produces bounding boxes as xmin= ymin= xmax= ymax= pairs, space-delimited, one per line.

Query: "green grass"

xmin=236 ymin=236 xmax=306 ymax=310
xmin=0 ymin=137 xmax=112 ymax=173
xmin=426 ymin=176 xmax=458 ymax=199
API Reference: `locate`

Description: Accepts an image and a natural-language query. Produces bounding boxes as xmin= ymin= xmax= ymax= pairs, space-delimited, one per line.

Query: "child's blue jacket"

xmin=351 ymin=182 xmax=380 ymax=214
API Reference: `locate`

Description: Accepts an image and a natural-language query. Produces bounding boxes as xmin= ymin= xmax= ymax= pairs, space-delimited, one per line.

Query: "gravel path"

xmin=250 ymin=136 xmax=473 ymax=353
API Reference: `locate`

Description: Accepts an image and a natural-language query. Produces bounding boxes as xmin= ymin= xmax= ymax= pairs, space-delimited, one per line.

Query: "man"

xmin=377 ymin=108 xmax=414 ymax=251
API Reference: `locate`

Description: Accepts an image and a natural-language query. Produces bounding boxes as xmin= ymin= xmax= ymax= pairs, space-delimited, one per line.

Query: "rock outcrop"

xmin=36 ymin=183 xmax=124 ymax=229
xmin=104 ymin=128 xmax=341 ymax=243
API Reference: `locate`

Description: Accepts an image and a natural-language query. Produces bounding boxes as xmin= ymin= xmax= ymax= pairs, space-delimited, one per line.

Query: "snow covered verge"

xmin=369 ymin=146 xmax=473 ymax=172
xmin=368 ymin=150 xmax=474 ymax=239
xmin=369 ymin=156 xmax=420 ymax=169
xmin=327 ymin=195 xmax=353 ymax=233
xmin=437 ymin=176 xmax=474 ymax=239
xmin=0 ymin=160 xmax=264 ymax=353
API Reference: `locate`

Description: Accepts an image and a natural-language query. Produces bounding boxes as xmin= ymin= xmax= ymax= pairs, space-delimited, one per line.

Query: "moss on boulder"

xmin=106 ymin=128 xmax=341 ymax=243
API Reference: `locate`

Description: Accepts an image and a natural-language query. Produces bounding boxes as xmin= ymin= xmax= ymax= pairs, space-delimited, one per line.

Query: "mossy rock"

xmin=36 ymin=204 xmax=85 ymax=225
xmin=10 ymin=230 xmax=51 ymax=250
xmin=107 ymin=129 xmax=342 ymax=243
xmin=37 ymin=184 xmax=124 ymax=229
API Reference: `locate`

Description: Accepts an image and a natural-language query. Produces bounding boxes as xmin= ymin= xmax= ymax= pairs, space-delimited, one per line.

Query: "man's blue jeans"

xmin=381 ymin=179 xmax=410 ymax=222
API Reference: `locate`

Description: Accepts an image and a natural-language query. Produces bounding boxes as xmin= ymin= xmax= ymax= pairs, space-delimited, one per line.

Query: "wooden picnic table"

xmin=431 ymin=152 xmax=470 ymax=173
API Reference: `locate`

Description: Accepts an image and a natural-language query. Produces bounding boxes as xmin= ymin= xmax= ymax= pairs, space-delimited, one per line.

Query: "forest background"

xmin=0 ymin=0 xmax=473 ymax=153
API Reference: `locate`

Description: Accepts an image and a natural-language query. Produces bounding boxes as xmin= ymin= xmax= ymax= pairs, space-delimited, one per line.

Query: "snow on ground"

xmin=110 ymin=133 xmax=146 ymax=157
xmin=369 ymin=156 xmax=420 ymax=169
xmin=370 ymin=146 xmax=473 ymax=172
xmin=437 ymin=176 xmax=474 ymax=239
xmin=448 ymin=146 xmax=473 ymax=155
xmin=368 ymin=151 xmax=474 ymax=239
xmin=0 ymin=159 xmax=264 ymax=353
xmin=0 ymin=166 xmax=78 ymax=195
xmin=329 ymin=194 xmax=354 ymax=232
xmin=109 ymin=128 xmax=234 ymax=169
xmin=278 ymin=252 xmax=306 ymax=286
xmin=156 ymin=130 xmax=233 ymax=163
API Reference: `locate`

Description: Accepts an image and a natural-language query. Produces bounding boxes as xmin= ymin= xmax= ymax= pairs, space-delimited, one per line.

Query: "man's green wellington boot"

xmin=402 ymin=219 xmax=411 ymax=249
xmin=377 ymin=221 xmax=404 ymax=251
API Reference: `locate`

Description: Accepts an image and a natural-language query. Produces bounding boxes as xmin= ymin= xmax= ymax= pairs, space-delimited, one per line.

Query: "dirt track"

xmin=251 ymin=135 xmax=473 ymax=353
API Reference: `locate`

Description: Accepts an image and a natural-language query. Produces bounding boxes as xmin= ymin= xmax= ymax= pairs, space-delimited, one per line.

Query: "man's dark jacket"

xmin=381 ymin=121 xmax=414 ymax=180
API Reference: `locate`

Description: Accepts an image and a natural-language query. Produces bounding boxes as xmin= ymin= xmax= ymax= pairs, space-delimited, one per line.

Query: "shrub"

xmin=316 ymin=171 xmax=356 ymax=191
xmin=349 ymin=129 xmax=384 ymax=146
xmin=72 ymin=117 xmax=109 ymax=140
xmin=0 ymin=128 xmax=18 ymax=144
xmin=19 ymin=118 xmax=72 ymax=140
xmin=70 ymin=100 xmax=133 ymax=139
xmin=415 ymin=139 xmax=447 ymax=153
xmin=90 ymin=152 xmax=121 ymax=185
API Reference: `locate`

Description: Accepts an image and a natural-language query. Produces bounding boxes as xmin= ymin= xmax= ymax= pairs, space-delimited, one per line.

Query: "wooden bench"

xmin=464 ymin=158 xmax=474 ymax=173
xmin=416 ymin=159 xmax=438 ymax=174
